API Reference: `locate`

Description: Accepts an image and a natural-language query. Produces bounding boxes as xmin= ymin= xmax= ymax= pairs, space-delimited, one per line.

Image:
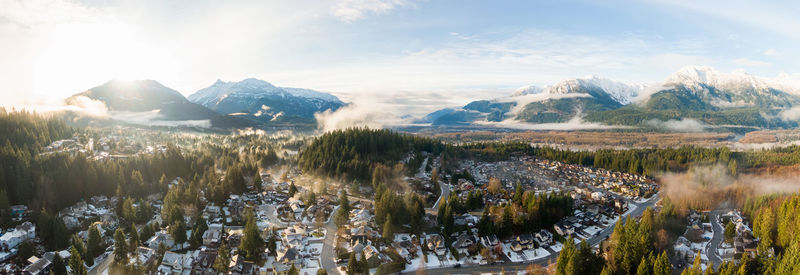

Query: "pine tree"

xmin=239 ymin=211 xmax=264 ymax=260
xmin=556 ymin=236 xmax=575 ymax=275
xmin=636 ymin=256 xmax=651 ymax=275
xmin=88 ymin=225 xmax=104 ymax=258
xmin=51 ymin=254 xmax=67 ymax=275
xmin=382 ymin=214 xmax=393 ymax=241
xmin=288 ymin=182 xmax=298 ymax=197
xmin=69 ymin=245 xmax=88 ymax=275
xmin=129 ymin=224 xmax=139 ymax=253
xmin=214 ymin=242 xmax=231 ymax=273
xmin=169 ymin=219 xmax=187 ymax=249
xmin=113 ymin=228 xmax=128 ymax=265
xmin=347 ymin=253 xmax=359 ymax=275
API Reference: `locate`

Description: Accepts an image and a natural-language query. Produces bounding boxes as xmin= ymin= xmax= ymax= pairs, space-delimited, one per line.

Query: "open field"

xmin=418 ymin=130 xmax=800 ymax=150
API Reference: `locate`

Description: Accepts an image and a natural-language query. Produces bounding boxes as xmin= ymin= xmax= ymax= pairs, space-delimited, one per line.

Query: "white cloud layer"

xmin=331 ymin=0 xmax=414 ymax=22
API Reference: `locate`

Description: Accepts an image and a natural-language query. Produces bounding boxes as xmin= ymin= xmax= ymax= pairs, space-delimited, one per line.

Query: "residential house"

xmin=0 ymin=222 xmax=35 ymax=250
xmin=426 ymin=234 xmax=447 ymax=256
xmin=535 ymin=230 xmax=553 ymax=247
xmin=22 ymin=257 xmax=51 ymax=275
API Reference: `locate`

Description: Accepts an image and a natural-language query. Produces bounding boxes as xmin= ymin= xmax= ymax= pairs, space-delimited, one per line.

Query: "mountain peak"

xmin=514 ymin=76 xmax=641 ymax=105
xmin=187 ymin=78 xmax=345 ymax=119
xmin=665 ymin=66 xmax=770 ymax=91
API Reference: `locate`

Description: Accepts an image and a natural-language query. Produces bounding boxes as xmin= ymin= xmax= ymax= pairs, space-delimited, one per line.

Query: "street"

xmin=320 ymin=206 xmax=340 ymax=275
xmin=706 ymin=210 xmax=724 ymax=270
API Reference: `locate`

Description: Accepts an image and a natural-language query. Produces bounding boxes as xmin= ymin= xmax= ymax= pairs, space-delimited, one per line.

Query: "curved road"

xmin=403 ymin=193 xmax=661 ymax=275
xmin=706 ymin=210 xmax=724 ymax=270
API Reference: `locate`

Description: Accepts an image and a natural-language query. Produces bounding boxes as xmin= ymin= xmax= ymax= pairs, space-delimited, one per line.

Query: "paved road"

xmin=706 ymin=210 xmax=724 ymax=270
xmin=88 ymin=254 xmax=112 ymax=275
xmin=320 ymin=206 xmax=341 ymax=275
xmin=428 ymin=182 xmax=450 ymax=215
xmin=406 ymin=193 xmax=661 ymax=275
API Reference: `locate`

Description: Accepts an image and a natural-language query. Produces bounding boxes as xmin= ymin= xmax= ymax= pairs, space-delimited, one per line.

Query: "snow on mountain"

xmin=188 ymin=78 xmax=345 ymax=119
xmin=188 ymin=78 xmax=342 ymax=106
xmin=513 ymin=76 xmax=643 ymax=105
xmin=664 ymin=66 xmax=777 ymax=92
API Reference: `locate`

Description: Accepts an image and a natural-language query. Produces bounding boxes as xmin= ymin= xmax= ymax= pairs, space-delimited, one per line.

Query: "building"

xmin=535 ymin=230 xmax=553 ymax=247
xmin=202 ymin=229 xmax=222 ymax=246
xmin=0 ymin=222 xmax=36 ymax=250
xmin=23 ymin=257 xmax=51 ymax=275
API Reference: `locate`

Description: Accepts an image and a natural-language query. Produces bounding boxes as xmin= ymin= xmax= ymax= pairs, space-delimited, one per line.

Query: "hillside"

xmin=66 ymin=79 xmax=256 ymax=129
xmin=421 ymin=67 xmax=800 ymax=131
xmin=188 ymin=78 xmax=345 ymax=123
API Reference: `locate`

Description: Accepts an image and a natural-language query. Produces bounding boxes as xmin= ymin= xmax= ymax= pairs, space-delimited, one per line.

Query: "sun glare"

xmin=31 ymin=20 xmax=179 ymax=97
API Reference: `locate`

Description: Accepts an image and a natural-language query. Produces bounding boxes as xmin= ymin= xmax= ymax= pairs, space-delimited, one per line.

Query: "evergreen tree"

xmin=347 ymin=253 xmax=359 ymax=275
xmin=113 ymin=228 xmax=128 ymax=265
xmin=253 ymin=172 xmax=263 ymax=192
xmin=335 ymin=190 xmax=351 ymax=228
xmin=169 ymin=219 xmax=187 ymax=249
xmin=51 ymin=254 xmax=66 ymax=275
xmin=129 ymin=224 xmax=139 ymax=253
xmin=288 ymin=264 xmax=299 ymax=275
xmin=653 ymin=251 xmax=672 ymax=275
xmin=288 ymin=182 xmax=298 ymax=197
xmin=636 ymin=256 xmax=651 ymax=275
xmin=382 ymin=214 xmax=394 ymax=241
xmin=214 ymin=242 xmax=231 ymax=273
xmin=239 ymin=211 xmax=264 ymax=260
xmin=88 ymin=225 xmax=104 ymax=258
xmin=72 ymin=234 xmax=93 ymax=266
xmin=69 ymin=245 xmax=88 ymax=275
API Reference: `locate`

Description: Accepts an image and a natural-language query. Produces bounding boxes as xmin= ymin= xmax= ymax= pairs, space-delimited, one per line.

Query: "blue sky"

xmin=1 ymin=0 xmax=799 ymax=115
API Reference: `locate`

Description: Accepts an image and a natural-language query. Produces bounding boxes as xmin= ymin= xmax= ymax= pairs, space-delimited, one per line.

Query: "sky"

xmin=1 ymin=0 xmax=799 ymax=116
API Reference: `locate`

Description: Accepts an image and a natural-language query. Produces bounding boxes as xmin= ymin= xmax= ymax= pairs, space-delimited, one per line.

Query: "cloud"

xmin=3 ymin=95 xmax=109 ymax=118
xmin=110 ymin=110 xmax=211 ymax=128
xmin=331 ymin=0 xmax=414 ymax=22
xmin=479 ymin=116 xmax=628 ymax=131
xmin=764 ymin=48 xmax=779 ymax=56
xmin=495 ymin=92 xmax=591 ymax=117
xmin=645 ymin=118 xmax=707 ymax=132
xmin=732 ymin=58 xmax=771 ymax=67
xmin=649 ymin=0 xmax=800 ymax=41
xmin=660 ymin=164 xmax=800 ymax=210
xmin=314 ymin=97 xmax=411 ymax=132
xmin=779 ymin=106 xmax=800 ymax=121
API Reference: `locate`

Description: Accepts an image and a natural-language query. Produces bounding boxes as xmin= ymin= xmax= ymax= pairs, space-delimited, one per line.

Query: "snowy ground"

xmin=551 ymin=242 xmax=564 ymax=252
xmin=583 ymin=226 xmax=603 ymax=236
xmin=500 ymin=243 xmax=549 ymax=262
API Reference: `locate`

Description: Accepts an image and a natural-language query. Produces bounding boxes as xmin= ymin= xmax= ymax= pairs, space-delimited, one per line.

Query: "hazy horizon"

xmin=2 ymin=0 xmax=800 ymax=115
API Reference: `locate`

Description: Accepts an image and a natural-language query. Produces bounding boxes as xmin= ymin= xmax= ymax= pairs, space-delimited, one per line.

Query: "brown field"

xmin=421 ymin=129 xmax=800 ymax=150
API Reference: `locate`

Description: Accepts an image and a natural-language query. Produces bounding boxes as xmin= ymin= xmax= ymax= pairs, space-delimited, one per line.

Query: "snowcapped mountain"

xmin=422 ymin=66 xmax=800 ymax=130
xmin=188 ymin=78 xmax=345 ymax=120
xmin=513 ymin=76 xmax=643 ymax=105
xmin=658 ymin=66 xmax=800 ymax=109
xmin=65 ymin=79 xmax=256 ymax=128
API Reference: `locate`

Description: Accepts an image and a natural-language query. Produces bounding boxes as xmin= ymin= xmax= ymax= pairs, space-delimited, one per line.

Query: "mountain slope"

xmin=422 ymin=67 xmax=800 ymax=130
xmin=585 ymin=67 xmax=800 ymax=129
xmin=66 ymin=79 xmax=257 ymax=128
xmin=424 ymin=76 xmax=633 ymax=125
xmin=188 ymin=78 xmax=345 ymax=122
xmin=67 ymin=79 xmax=219 ymax=121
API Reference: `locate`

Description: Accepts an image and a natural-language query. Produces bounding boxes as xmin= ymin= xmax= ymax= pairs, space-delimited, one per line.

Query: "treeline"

xmin=0 ymin=110 xmax=194 ymax=212
xmin=298 ymin=128 xmax=447 ymax=182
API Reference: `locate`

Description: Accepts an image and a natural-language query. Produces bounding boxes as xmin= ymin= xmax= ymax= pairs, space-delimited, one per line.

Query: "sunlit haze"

xmin=2 ymin=0 xmax=800 ymax=115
